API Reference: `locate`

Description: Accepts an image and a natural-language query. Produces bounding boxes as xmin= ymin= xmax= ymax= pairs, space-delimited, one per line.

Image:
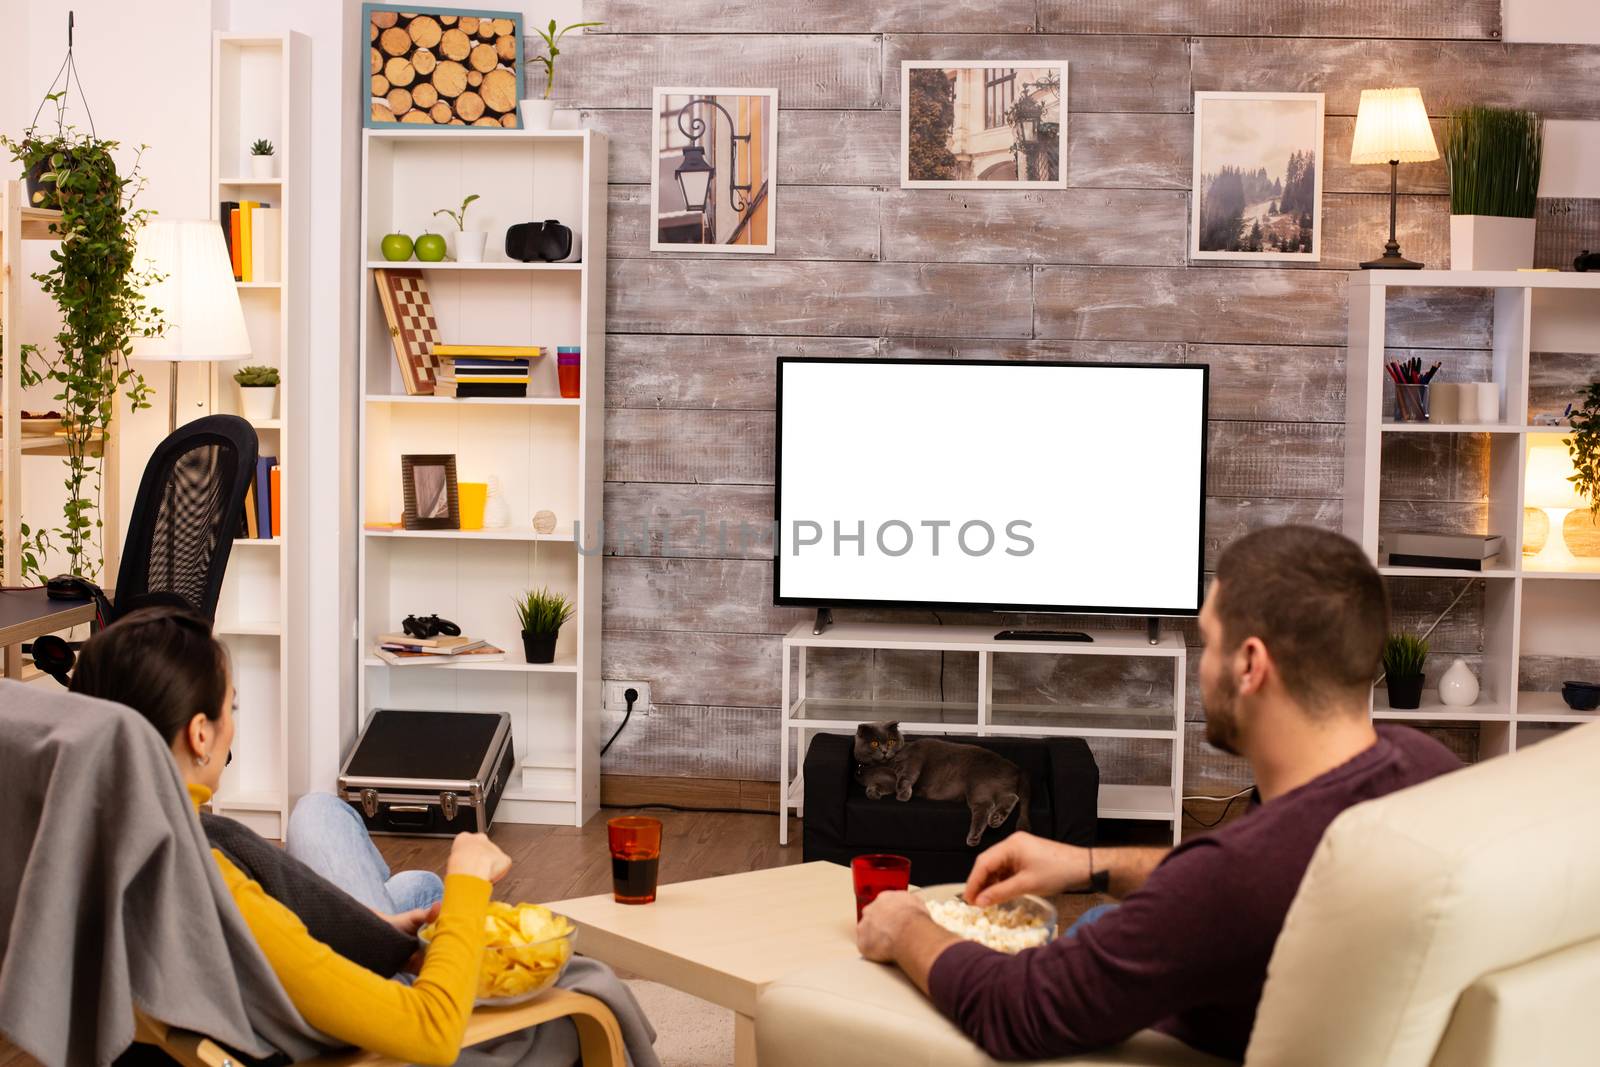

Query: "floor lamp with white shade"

xmin=129 ymin=220 xmax=252 ymax=433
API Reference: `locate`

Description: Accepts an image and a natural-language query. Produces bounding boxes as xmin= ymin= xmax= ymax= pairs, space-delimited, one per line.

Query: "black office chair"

xmin=32 ymin=415 xmax=259 ymax=683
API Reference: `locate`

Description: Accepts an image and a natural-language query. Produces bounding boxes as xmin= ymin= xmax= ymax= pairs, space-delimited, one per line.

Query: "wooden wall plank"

xmin=880 ymin=34 xmax=1193 ymax=114
xmin=1194 ymin=344 xmax=1346 ymax=422
xmin=1206 ymin=421 xmax=1343 ymax=497
xmin=1067 ymin=113 xmax=1193 ymax=190
xmin=1323 ymin=117 xmax=1449 ymax=195
xmin=1203 ymin=497 xmax=1341 ymax=566
xmin=1534 ymin=198 xmax=1600 ymax=271
xmin=557 ymin=33 xmax=882 ymax=110
xmin=603 ymin=629 xmax=781 ymax=707
xmin=882 ymin=338 xmax=1188 ymax=363
xmin=607 ymin=260 xmax=1035 ymax=338
xmin=1383 ymin=288 xmax=1495 ymax=349
xmin=879 ymin=188 xmax=1188 ymax=266
xmin=1190 ymin=39 xmax=1600 ymax=120
xmin=606 ymin=409 xmax=773 ymax=484
xmin=604 ymin=556 xmax=807 ymax=633
xmin=1320 ymin=193 xmax=1452 ymax=271
xmin=599 ymin=704 xmax=780 ymax=780
xmin=608 ymin=334 xmax=881 ymax=410
xmin=1529 ymin=351 xmax=1600 ymax=420
xmin=603 ymin=482 xmax=776 ymax=560
xmin=608 ymin=184 xmax=883 ymax=262
xmin=584 ymin=0 xmax=1039 ymax=33
xmin=1038 ymin=0 xmax=1501 ymax=40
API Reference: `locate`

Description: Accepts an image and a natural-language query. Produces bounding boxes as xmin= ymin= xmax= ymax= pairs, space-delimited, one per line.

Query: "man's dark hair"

xmin=1212 ymin=525 xmax=1388 ymax=711
xmin=70 ymin=607 xmax=230 ymax=745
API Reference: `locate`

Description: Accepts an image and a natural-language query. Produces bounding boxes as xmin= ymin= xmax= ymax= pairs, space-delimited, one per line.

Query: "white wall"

xmin=1503 ymin=0 xmax=1600 ymax=45
xmin=1504 ymin=0 xmax=1600 ymax=198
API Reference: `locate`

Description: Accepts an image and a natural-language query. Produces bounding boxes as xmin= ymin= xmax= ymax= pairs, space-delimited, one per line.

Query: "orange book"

xmin=239 ymin=201 xmax=255 ymax=283
xmin=269 ymin=465 xmax=281 ymax=538
xmin=243 ymin=481 xmax=258 ymax=539
xmin=229 ymin=210 xmax=242 ymax=280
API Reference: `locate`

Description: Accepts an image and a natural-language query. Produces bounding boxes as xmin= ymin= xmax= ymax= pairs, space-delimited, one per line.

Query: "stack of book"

xmin=219 ymin=200 xmax=280 ymax=283
xmin=374 ymin=632 xmax=507 ymax=666
xmin=238 ymin=455 xmax=281 ymax=540
xmin=431 ymin=344 xmax=540 ymax=398
xmin=1384 ymin=532 xmax=1504 ymax=571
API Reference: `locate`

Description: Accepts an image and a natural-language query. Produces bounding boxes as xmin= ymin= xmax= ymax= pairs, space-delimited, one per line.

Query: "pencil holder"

xmin=1393 ymin=384 xmax=1430 ymax=423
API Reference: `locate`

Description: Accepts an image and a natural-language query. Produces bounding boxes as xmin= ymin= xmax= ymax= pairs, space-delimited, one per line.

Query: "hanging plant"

xmin=1569 ymin=381 xmax=1600 ymax=519
xmin=1 ymin=83 xmax=159 ymax=580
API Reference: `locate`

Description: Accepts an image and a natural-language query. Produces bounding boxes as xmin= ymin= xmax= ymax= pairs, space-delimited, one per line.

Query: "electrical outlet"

xmin=603 ymin=681 xmax=650 ymax=712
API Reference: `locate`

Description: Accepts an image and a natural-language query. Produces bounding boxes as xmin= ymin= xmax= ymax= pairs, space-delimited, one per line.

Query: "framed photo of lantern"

xmin=364 ymin=5 xmax=523 ymax=129
xmin=650 ymin=87 xmax=778 ymax=254
xmin=1190 ymin=91 xmax=1325 ymax=261
xmin=900 ymin=60 xmax=1068 ymax=189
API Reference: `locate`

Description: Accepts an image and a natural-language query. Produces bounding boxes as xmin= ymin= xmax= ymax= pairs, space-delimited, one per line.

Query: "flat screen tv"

xmin=774 ymin=358 xmax=1209 ymax=617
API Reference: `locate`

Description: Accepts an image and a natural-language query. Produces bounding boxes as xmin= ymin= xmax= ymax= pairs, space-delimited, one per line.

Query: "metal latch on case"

xmin=360 ymin=788 xmax=379 ymax=818
xmin=440 ymin=791 xmax=458 ymax=821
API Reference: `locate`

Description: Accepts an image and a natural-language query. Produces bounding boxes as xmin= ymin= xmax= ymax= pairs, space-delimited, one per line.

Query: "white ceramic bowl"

xmin=915 ymin=883 xmax=1058 ymax=950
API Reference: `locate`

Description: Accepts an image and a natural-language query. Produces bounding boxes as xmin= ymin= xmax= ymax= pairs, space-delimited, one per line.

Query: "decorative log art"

xmin=364 ymin=5 xmax=522 ymax=128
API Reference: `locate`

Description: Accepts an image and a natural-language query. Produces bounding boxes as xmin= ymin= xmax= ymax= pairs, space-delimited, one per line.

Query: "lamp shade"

xmin=128 ymin=220 xmax=252 ymax=362
xmin=1349 ymin=87 xmax=1440 ymax=165
xmin=1525 ymin=437 xmax=1583 ymax=509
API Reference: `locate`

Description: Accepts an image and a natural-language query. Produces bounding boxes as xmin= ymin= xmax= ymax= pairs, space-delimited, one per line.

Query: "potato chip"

xmin=420 ymin=900 xmax=576 ymax=1001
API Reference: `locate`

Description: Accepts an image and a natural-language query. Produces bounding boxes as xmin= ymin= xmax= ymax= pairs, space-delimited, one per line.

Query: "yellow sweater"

xmin=189 ymin=784 xmax=489 ymax=1065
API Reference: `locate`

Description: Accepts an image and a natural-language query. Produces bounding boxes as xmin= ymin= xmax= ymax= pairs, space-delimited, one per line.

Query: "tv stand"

xmin=811 ymin=607 xmax=833 ymax=635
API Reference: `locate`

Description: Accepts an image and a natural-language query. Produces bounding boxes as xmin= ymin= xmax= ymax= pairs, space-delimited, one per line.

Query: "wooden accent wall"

xmin=544 ymin=4 xmax=1600 ymax=789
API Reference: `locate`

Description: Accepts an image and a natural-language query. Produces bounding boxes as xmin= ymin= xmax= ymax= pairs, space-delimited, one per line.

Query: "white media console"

xmin=778 ymin=621 xmax=1187 ymax=845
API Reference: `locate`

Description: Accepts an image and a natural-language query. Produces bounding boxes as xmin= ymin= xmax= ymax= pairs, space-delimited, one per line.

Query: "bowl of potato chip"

xmin=421 ymin=901 xmax=577 ymax=1006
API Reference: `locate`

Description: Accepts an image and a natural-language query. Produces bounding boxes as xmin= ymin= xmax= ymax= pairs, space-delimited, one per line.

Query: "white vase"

xmin=249 ymin=154 xmax=276 ymax=179
xmin=521 ymin=98 xmax=555 ymax=131
xmin=239 ymin=385 xmax=277 ymax=422
xmin=454 ymin=230 xmax=487 ymax=262
xmin=1438 ymin=658 xmax=1480 ymax=708
xmin=483 ymin=476 xmax=511 ymax=529
xmin=1449 ymin=215 xmax=1535 ymax=271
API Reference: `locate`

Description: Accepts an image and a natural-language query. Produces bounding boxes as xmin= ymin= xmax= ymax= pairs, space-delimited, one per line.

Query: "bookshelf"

xmin=207 ymin=32 xmax=308 ymax=837
xmin=357 ymin=128 xmax=607 ymax=827
xmin=1345 ymin=271 xmax=1600 ymax=758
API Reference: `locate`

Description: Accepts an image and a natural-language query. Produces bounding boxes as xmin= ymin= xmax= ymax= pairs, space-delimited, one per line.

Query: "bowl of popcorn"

xmin=421 ymin=901 xmax=577 ymax=1005
xmin=915 ymin=884 xmax=1057 ymax=954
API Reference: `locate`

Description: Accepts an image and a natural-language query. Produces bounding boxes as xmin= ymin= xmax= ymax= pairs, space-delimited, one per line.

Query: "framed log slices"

xmin=364 ymin=5 xmax=523 ymax=129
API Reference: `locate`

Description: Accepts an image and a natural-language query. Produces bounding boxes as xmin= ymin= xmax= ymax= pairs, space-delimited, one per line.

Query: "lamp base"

xmin=1360 ymin=249 xmax=1425 ymax=270
xmin=1528 ymin=507 xmax=1579 ymax=572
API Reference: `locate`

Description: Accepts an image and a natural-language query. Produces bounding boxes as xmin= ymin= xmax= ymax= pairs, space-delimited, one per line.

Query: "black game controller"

xmin=402 ymin=614 xmax=462 ymax=639
xmin=1575 ymin=250 xmax=1600 ymax=272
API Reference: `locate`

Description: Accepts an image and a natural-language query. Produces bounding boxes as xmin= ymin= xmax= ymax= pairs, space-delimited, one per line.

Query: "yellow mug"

xmin=458 ymin=482 xmax=488 ymax=531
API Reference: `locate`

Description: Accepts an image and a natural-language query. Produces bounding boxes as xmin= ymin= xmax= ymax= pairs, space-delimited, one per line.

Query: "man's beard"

xmin=1203 ymin=668 xmax=1243 ymax=756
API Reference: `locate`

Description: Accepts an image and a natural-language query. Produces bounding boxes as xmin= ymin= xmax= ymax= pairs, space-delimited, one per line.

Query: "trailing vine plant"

xmin=1568 ymin=381 xmax=1600 ymax=520
xmin=1 ymin=91 xmax=159 ymax=580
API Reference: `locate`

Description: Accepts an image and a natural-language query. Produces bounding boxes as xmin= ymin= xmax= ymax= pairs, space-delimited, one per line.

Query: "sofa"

xmin=759 ymin=720 xmax=1600 ymax=1066
xmin=802 ymin=732 xmax=1099 ymax=886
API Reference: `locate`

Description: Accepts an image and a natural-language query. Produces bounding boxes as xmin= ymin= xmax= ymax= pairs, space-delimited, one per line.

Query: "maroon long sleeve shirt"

xmin=928 ymin=726 xmax=1462 ymax=1062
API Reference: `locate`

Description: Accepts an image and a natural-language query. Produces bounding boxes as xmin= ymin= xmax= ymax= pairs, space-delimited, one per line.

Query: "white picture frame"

xmin=900 ymin=60 xmax=1069 ymax=190
xmin=1190 ymin=91 xmax=1325 ymax=262
xmin=650 ymin=86 xmax=778 ymax=254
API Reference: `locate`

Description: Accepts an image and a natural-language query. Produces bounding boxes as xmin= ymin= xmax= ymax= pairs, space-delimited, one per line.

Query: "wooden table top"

xmin=547 ymin=860 xmax=862 ymax=1015
xmin=0 ymin=588 xmax=95 ymax=646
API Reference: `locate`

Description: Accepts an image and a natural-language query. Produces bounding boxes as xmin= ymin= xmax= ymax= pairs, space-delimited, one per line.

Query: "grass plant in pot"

xmin=234 ymin=364 xmax=280 ymax=422
xmin=515 ymin=586 xmax=573 ymax=664
xmin=1382 ymin=633 xmax=1429 ymax=711
xmin=1442 ymin=106 xmax=1542 ymax=270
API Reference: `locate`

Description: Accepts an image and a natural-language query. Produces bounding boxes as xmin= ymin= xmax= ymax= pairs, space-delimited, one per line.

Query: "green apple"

xmin=380 ymin=233 xmax=414 ymax=261
xmin=414 ymin=232 xmax=447 ymax=262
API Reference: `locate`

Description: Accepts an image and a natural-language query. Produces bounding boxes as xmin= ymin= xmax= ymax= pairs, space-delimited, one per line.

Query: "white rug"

xmin=627 ymin=979 xmax=735 ymax=1067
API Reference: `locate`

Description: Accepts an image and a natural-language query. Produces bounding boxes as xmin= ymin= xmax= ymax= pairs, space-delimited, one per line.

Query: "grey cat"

xmin=854 ymin=721 xmax=1032 ymax=848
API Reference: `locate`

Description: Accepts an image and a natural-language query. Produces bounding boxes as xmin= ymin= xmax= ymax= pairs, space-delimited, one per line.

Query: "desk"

xmin=0 ymin=588 xmax=96 ymax=678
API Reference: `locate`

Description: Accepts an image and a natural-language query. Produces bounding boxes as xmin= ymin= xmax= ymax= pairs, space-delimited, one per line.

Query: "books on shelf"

xmin=431 ymin=344 xmax=543 ymax=359
xmin=1387 ymin=532 xmax=1503 ymax=559
xmin=433 ymin=381 xmax=528 ymax=398
xmin=373 ymin=641 xmax=505 ymax=666
xmin=238 ymin=456 xmax=281 ymax=540
xmin=375 ymin=632 xmax=476 ymax=649
xmin=220 ymin=200 xmax=278 ymax=282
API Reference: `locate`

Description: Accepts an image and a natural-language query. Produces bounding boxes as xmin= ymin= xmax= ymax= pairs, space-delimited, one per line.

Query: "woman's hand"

xmin=382 ymin=900 xmax=442 ymax=937
xmin=446 ymin=831 xmax=512 ymax=883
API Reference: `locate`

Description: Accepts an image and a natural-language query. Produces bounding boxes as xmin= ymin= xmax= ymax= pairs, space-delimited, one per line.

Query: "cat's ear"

xmin=885 ymin=720 xmax=899 ymax=731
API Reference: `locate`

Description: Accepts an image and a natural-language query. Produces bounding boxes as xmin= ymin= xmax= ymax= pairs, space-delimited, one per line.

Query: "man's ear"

xmin=1236 ymin=636 xmax=1271 ymax=697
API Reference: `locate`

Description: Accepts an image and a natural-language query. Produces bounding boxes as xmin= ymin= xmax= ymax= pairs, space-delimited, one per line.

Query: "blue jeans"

xmin=1067 ymin=902 xmax=1119 ymax=936
xmin=286 ymin=792 xmax=444 ymax=915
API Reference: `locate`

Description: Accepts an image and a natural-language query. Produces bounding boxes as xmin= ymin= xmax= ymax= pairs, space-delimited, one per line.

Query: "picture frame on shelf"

xmin=900 ymin=61 xmax=1068 ymax=189
xmin=363 ymin=4 xmax=523 ymax=129
xmin=1191 ymin=91 xmax=1325 ymax=262
xmin=650 ymin=87 xmax=778 ymax=254
xmin=402 ymin=453 xmax=460 ymax=529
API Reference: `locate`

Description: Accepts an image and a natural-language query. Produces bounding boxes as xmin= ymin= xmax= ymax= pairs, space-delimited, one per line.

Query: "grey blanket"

xmin=0 ymin=682 xmax=328 ymax=1066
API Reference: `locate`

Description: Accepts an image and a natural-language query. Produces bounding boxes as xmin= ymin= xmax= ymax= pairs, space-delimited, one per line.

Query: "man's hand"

xmin=964 ymin=832 xmax=1086 ymax=906
xmin=856 ymin=891 xmax=930 ymax=962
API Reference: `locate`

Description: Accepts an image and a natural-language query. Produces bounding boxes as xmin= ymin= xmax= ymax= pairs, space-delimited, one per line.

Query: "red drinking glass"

xmin=557 ymin=348 xmax=581 ymax=399
xmin=852 ymin=853 xmax=912 ymax=921
xmin=608 ymin=816 xmax=662 ymax=904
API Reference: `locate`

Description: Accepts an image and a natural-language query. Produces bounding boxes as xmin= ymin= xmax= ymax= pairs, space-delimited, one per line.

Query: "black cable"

xmin=1183 ymin=792 xmax=1247 ymax=829
xmin=600 ymin=688 xmax=638 ymax=757
xmin=931 ymin=610 xmax=946 ymax=702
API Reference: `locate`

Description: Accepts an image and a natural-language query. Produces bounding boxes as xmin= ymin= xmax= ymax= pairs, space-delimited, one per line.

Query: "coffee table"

xmin=547 ymin=861 xmax=863 ymax=1067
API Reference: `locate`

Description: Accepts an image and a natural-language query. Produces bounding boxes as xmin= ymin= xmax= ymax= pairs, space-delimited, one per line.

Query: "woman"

xmin=71 ymin=607 xmax=507 ymax=1064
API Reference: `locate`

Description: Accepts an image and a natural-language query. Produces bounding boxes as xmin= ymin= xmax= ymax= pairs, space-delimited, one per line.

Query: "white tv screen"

xmin=774 ymin=359 xmax=1209 ymax=615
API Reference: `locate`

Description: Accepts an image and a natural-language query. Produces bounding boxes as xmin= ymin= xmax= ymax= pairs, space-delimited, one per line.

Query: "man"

xmin=856 ymin=525 xmax=1462 ymax=1062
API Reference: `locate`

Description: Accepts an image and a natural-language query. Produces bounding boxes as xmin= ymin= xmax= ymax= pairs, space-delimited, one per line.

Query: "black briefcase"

xmin=337 ymin=708 xmax=515 ymax=836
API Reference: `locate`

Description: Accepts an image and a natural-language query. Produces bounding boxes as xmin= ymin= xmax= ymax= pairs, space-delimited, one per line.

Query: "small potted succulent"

xmin=1382 ymin=633 xmax=1428 ymax=711
xmin=249 ymin=138 xmax=275 ymax=179
xmin=234 ymin=364 xmax=280 ymax=422
xmin=515 ymin=586 xmax=573 ymax=664
xmin=434 ymin=193 xmax=484 ymax=262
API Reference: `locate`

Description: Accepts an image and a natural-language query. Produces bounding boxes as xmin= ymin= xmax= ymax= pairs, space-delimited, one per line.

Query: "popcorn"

xmin=926 ymin=897 xmax=1052 ymax=954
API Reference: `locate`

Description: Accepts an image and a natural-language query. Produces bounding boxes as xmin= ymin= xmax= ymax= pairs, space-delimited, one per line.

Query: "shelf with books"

xmin=363 ymin=656 xmax=579 ymax=673
xmin=364 ymin=394 xmax=580 ymax=407
xmin=364 ymin=526 xmax=576 ymax=542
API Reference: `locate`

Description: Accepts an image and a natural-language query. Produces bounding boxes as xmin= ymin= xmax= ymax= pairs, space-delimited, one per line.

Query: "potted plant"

xmin=1568 ymin=381 xmax=1600 ymax=521
xmin=1442 ymin=106 xmax=1543 ymax=270
xmin=249 ymin=138 xmax=275 ymax=179
xmin=234 ymin=365 xmax=280 ymax=422
xmin=434 ymin=193 xmax=484 ymax=262
xmin=515 ymin=586 xmax=573 ymax=664
xmin=1382 ymin=633 xmax=1429 ymax=710
xmin=523 ymin=19 xmax=602 ymax=130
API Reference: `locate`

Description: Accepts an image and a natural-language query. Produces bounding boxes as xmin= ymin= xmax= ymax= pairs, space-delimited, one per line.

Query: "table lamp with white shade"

xmin=1524 ymin=437 xmax=1584 ymax=570
xmin=1350 ymin=87 xmax=1439 ymax=270
xmin=129 ymin=219 xmax=252 ymax=432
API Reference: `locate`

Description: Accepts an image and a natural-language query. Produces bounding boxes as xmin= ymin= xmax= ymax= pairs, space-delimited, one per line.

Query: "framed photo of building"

xmin=1191 ymin=91 xmax=1325 ymax=262
xmin=650 ymin=87 xmax=778 ymax=253
xmin=900 ymin=61 xmax=1068 ymax=189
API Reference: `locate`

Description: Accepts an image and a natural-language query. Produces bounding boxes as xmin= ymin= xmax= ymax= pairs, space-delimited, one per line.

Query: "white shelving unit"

xmin=207 ymin=32 xmax=308 ymax=837
xmin=778 ymin=623 xmax=1187 ymax=845
xmin=357 ymin=128 xmax=607 ymax=827
xmin=1345 ymin=270 xmax=1600 ymax=757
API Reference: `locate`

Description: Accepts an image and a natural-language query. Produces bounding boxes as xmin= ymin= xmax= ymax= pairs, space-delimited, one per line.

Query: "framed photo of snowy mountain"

xmin=1191 ymin=92 xmax=1324 ymax=262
